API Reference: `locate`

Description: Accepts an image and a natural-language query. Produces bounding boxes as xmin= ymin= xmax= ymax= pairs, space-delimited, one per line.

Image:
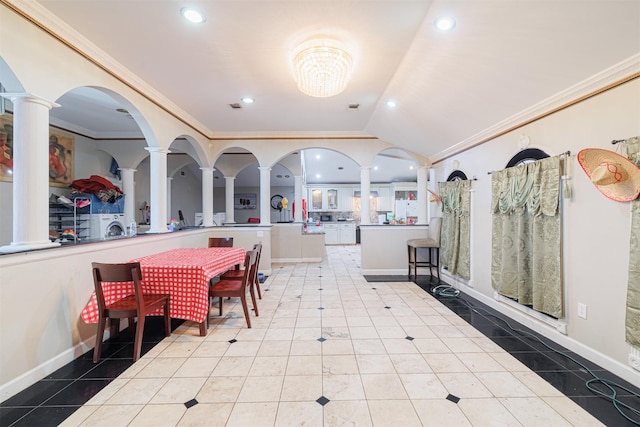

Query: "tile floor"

xmin=2 ymin=246 xmax=639 ymax=426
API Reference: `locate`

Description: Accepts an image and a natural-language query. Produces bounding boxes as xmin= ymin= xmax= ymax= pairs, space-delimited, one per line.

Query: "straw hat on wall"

xmin=577 ymin=148 xmax=640 ymax=202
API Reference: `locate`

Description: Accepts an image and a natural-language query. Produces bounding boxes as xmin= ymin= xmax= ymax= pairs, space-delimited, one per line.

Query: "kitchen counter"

xmin=272 ymin=223 xmax=325 ymax=262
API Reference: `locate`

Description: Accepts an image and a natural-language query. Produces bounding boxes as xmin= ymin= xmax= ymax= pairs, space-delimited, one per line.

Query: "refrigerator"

xmin=395 ymin=199 xmax=418 ymax=220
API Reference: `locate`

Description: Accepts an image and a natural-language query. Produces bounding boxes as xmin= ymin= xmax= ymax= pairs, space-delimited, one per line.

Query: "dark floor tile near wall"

xmin=0 ymin=318 xmax=184 ymax=427
xmin=409 ymin=275 xmax=640 ymax=427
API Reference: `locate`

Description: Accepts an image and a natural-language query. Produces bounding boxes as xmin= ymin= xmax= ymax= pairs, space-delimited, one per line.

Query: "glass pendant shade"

xmin=293 ymin=39 xmax=353 ymax=98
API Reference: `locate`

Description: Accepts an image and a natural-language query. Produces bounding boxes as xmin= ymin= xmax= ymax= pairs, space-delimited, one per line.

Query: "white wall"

xmin=432 ymin=79 xmax=640 ymax=386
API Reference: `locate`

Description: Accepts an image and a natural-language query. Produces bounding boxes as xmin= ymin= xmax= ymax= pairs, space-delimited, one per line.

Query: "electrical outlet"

xmin=577 ymin=303 xmax=587 ymax=319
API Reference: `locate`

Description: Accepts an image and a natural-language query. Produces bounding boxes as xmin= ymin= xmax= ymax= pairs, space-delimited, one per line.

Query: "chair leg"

xmin=128 ymin=317 xmax=136 ymax=337
xmin=255 ymin=278 xmax=262 ymax=300
xmin=219 ymin=297 xmax=223 ymax=316
xmin=249 ymin=284 xmax=259 ymax=317
xmin=240 ymin=294 xmax=252 ymax=328
xmin=133 ymin=315 xmax=145 ymax=362
xmin=93 ymin=316 xmax=107 ymax=363
xmin=110 ymin=318 xmax=121 ymax=338
xmin=435 ymin=248 xmax=440 ymax=280
xmin=163 ymin=300 xmax=171 ymax=337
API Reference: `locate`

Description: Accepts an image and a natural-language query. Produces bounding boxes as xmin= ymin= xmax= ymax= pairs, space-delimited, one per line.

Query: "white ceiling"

xmin=33 ymin=0 xmax=640 ymax=184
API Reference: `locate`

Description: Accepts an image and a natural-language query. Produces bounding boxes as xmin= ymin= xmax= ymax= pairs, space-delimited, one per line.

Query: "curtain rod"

xmin=611 ymin=139 xmax=626 ymax=145
xmin=487 ymin=150 xmax=571 ymax=175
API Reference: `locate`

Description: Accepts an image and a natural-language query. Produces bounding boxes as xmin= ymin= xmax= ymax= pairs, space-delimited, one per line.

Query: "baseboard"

xmin=360 ymin=268 xmax=407 ymax=276
xmin=0 ymin=336 xmax=95 ymax=401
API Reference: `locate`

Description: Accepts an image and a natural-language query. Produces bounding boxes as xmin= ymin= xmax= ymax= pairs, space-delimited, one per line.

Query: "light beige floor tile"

xmin=412 ymin=399 xmax=472 ymax=427
xmin=356 ymin=354 xmax=396 ymax=374
xmin=371 ymin=316 xmax=400 ymax=327
xmin=437 ymin=372 xmax=493 ymax=398
xmin=77 ymin=404 xmax=143 ymax=426
xmin=375 ymin=326 xmax=405 ymax=338
xmin=513 ymin=371 xmax=564 ymax=397
xmin=323 ymin=374 xmax=366 ymax=400
xmin=457 ymin=352 xmax=507 ymax=372
xmin=264 ymin=328 xmax=295 ymax=341
xmin=295 ymin=316 xmax=322 ymax=328
xmin=441 ymin=337 xmax=485 ymax=353
xmin=322 ymin=339 xmax=355 ymax=355
xmin=280 ymin=375 xmax=323 ymax=401
xmin=274 ymin=401 xmax=323 ymax=427
xmin=286 ymin=355 xmax=323 ymax=375
xmin=389 ymin=353 xmax=433 ymax=374
xmin=128 ymin=403 xmax=186 ymax=427
xmin=83 ymin=378 xmax=130 ymax=405
xmin=476 ymin=372 xmax=536 ymax=397
xmin=321 ymin=316 xmax=348 ymax=327
xmin=106 ymin=378 xmax=168 ymax=405
xmin=293 ymin=327 xmax=322 ymax=340
xmin=134 ymin=357 xmax=186 ymax=378
xmin=490 ymin=351 xmax=532 ymax=372
xmin=395 ymin=315 xmax=427 ymax=327
xmin=210 ymin=356 xmax=254 ymax=377
xmin=149 ymin=377 xmax=207 ymax=404
xmin=118 ymin=359 xmax=152 ymax=379
xmin=248 ymin=356 xmax=288 ymax=376
xmin=322 ymin=326 xmax=351 ymax=339
xmin=458 ymin=398 xmax=522 ymax=426
xmin=361 ymin=373 xmax=409 ymax=399
xmin=190 ymin=341 xmax=230 ymax=358
xmin=347 ymin=326 xmax=379 ymax=339
xmin=159 ymin=341 xmax=203 ymax=358
xmin=196 ymin=376 xmax=245 ymax=402
xmin=430 ymin=324 xmax=468 ymax=338
xmin=323 ymin=354 xmax=359 ymax=374
xmin=471 ymin=336 xmax=505 ymax=352
xmin=401 ymin=325 xmax=436 ymax=338
xmin=225 ymin=402 xmax=278 ymax=427
xmin=423 ymin=353 xmax=470 ymax=373
xmin=257 ymin=340 xmax=291 ymax=356
xmin=58 ymin=405 xmax=97 ymax=427
xmin=542 ymin=396 xmax=605 ymax=426
xmin=173 ymin=356 xmax=219 ymax=377
xmin=412 ymin=337 xmax=451 ymax=354
xmin=382 ymin=338 xmax=419 ymax=354
xmin=269 ymin=317 xmax=298 ymax=328
xmin=237 ymin=375 xmax=284 ymax=402
xmin=346 ymin=316 xmax=374 ymax=327
xmin=351 ymin=339 xmax=386 ymax=355
xmin=235 ymin=328 xmax=267 ymax=341
xmin=399 ymin=373 xmax=449 ymax=399
xmin=502 ymin=397 xmax=575 ymax=426
xmin=419 ymin=315 xmax=452 ymax=326
xmin=367 ymin=400 xmax=422 ymax=427
xmin=204 ymin=328 xmax=241 ymax=341
xmin=177 ymin=402 xmax=234 ymax=427
xmin=323 ymin=400 xmax=373 ymax=427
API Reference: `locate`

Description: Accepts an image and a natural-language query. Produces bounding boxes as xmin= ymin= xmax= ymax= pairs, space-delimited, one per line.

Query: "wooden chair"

xmin=222 ymin=242 xmax=263 ymax=299
xmin=92 ymin=262 xmax=171 ymax=363
xmin=210 ymin=249 xmax=258 ymax=328
xmin=208 ymin=237 xmax=234 ymax=247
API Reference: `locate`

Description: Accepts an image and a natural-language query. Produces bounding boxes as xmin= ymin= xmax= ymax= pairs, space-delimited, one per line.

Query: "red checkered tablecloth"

xmin=81 ymin=247 xmax=245 ymax=324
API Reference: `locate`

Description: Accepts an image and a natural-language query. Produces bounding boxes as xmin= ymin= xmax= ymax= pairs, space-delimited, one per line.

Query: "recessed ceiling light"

xmin=315 ymin=173 xmax=321 ymax=179
xmin=373 ymin=166 xmax=379 ymax=170
xmin=386 ymin=100 xmax=397 ymax=108
xmin=315 ymin=154 xmax=321 ymax=160
xmin=434 ymin=16 xmax=456 ymax=32
xmin=409 ymin=165 xmax=415 ymax=170
xmin=241 ymin=97 xmax=255 ymax=104
xmin=181 ymin=8 xmax=206 ymax=24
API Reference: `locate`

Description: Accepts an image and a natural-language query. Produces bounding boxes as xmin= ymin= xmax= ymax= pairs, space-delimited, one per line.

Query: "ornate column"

xmin=201 ymin=167 xmax=214 ymax=227
xmin=294 ymin=175 xmax=304 ymax=222
xmin=259 ymin=166 xmax=271 ymax=225
xmin=145 ymin=147 xmax=170 ymax=233
xmin=119 ymin=167 xmax=136 ymax=232
xmin=360 ymin=166 xmax=371 ymax=225
xmin=0 ymin=93 xmax=60 ymax=253
xmin=417 ymin=165 xmax=428 ymax=224
xmin=224 ymin=176 xmax=235 ymax=224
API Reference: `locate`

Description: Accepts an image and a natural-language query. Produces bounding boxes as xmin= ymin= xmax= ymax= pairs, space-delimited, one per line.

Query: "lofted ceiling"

xmin=29 ymin=0 xmax=640 ymax=184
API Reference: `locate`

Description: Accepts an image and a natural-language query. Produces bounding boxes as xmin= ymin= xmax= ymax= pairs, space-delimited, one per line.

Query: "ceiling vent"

xmin=229 ymin=103 xmax=242 ymax=109
xmin=348 ymin=103 xmax=360 ymax=110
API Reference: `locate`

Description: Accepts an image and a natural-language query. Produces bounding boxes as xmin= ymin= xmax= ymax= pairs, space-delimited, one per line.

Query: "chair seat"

xmin=106 ymin=294 xmax=170 ymax=311
xmin=407 ymin=238 xmax=439 ymax=248
xmin=210 ymin=280 xmax=243 ymax=293
xmin=221 ymin=269 xmax=244 ymax=279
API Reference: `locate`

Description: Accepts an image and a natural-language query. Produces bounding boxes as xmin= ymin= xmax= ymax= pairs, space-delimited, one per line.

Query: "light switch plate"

xmin=577 ymin=303 xmax=587 ymax=319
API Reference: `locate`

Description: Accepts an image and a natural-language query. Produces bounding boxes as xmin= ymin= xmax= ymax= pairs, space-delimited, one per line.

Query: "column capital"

xmin=200 ymin=166 xmax=215 ymax=172
xmin=360 ymin=165 xmax=372 ymax=171
xmin=144 ymin=147 xmax=171 ymax=154
xmin=224 ymin=175 xmax=236 ymax=180
xmin=1 ymin=93 xmax=60 ymax=109
xmin=118 ymin=167 xmax=137 ymax=173
xmin=258 ymin=166 xmax=272 ymax=172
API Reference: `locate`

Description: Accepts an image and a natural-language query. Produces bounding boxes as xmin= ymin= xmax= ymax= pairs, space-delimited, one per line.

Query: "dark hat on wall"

xmin=577 ymin=148 xmax=640 ymax=202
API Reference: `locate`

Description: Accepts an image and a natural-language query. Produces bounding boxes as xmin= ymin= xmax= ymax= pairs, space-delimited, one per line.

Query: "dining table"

xmin=81 ymin=246 xmax=246 ymax=336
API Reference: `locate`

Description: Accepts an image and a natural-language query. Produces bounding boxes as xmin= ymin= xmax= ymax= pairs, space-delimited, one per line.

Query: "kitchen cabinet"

xmin=310 ymin=188 xmax=323 ymax=211
xmin=324 ymin=222 xmax=355 ymax=245
xmin=308 ymin=186 xmax=340 ymax=211
xmin=377 ymin=185 xmax=392 ymax=211
xmin=339 ymin=187 xmax=353 ymax=210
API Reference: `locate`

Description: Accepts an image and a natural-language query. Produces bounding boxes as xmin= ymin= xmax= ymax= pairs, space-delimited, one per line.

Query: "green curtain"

xmin=439 ymin=180 xmax=471 ymax=280
xmin=491 ymin=156 xmax=564 ymax=318
xmin=625 ymin=136 xmax=640 ymax=348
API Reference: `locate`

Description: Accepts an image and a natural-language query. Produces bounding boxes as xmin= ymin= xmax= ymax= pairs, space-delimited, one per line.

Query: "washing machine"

xmin=85 ymin=214 xmax=126 ymax=240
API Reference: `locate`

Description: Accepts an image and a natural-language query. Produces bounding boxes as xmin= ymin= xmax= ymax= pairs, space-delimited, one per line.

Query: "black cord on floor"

xmin=431 ymin=285 xmax=640 ymax=425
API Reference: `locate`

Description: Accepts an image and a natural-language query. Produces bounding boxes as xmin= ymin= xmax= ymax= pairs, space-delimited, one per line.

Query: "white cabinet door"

xmin=339 ymin=223 xmax=356 ymax=244
xmin=377 ymin=186 xmax=392 ymax=211
xmin=324 ymin=224 xmax=339 ymax=244
xmin=339 ymin=187 xmax=353 ymax=211
xmin=309 ymin=188 xmax=323 ymax=211
xmin=327 ymin=188 xmax=338 ymax=210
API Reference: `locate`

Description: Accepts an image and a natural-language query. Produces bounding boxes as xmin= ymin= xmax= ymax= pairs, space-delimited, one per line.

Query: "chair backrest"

xmin=428 ymin=217 xmax=442 ymax=242
xmin=208 ymin=237 xmax=234 ymax=247
xmin=239 ymin=249 xmax=258 ymax=290
xmin=252 ymin=242 xmax=262 ymax=271
xmin=92 ymin=262 xmax=144 ymax=312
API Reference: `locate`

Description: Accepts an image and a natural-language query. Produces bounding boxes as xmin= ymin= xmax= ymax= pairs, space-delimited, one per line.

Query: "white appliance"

xmin=395 ymin=199 xmax=419 ymax=220
xmin=195 ymin=212 xmax=226 ymax=226
xmin=86 ymin=214 xmax=126 ymax=240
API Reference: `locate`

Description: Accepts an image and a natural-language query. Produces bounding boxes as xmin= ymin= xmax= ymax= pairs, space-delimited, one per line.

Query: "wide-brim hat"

xmin=577 ymin=148 xmax=640 ymax=202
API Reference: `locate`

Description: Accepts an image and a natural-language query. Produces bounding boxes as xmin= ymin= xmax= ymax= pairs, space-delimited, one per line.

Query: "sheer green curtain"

xmin=438 ymin=180 xmax=471 ymax=280
xmin=625 ymin=136 xmax=640 ymax=347
xmin=491 ymin=156 xmax=564 ymax=318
